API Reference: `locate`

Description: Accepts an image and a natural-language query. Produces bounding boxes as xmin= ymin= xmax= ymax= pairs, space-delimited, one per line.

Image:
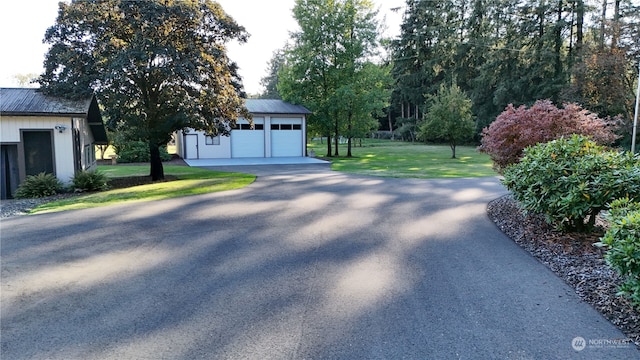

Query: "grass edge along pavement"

xmin=33 ymin=141 xmax=492 ymax=214
xmin=30 ymin=165 xmax=256 ymax=214
xmin=308 ymin=139 xmax=496 ymax=178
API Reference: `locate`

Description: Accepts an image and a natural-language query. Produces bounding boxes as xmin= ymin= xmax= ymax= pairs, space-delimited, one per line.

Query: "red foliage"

xmin=479 ymin=100 xmax=619 ymax=172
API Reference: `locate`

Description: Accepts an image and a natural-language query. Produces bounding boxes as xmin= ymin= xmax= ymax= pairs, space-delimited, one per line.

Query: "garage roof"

xmin=0 ymin=88 xmax=108 ymax=144
xmin=246 ymin=99 xmax=311 ymax=115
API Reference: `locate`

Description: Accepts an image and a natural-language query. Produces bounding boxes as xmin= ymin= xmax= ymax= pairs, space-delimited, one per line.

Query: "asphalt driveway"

xmin=1 ymin=165 xmax=637 ymax=359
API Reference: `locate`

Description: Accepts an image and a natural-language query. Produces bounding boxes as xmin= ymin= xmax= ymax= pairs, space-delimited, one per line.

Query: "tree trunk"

xmin=347 ymin=112 xmax=353 ymax=157
xmin=450 ymin=142 xmax=457 ymax=159
xmin=149 ymin=142 xmax=164 ymax=181
xmin=611 ymin=0 xmax=621 ymax=49
xmin=388 ymin=110 xmax=394 ymax=140
xmin=326 ymin=132 xmax=332 ymax=157
xmin=600 ymin=0 xmax=607 ymax=49
xmin=334 ymin=117 xmax=340 ymax=157
xmin=554 ymin=0 xmax=563 ymax=78
xmin=576 ymin=0 xmax=584 ymax=53
xmin=98 ymin=145 xmax=108 ymax=160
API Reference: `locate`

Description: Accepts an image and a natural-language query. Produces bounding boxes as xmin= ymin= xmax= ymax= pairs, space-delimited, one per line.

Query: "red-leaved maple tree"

xmin=479 ymin=100 xmax=619 ymax=172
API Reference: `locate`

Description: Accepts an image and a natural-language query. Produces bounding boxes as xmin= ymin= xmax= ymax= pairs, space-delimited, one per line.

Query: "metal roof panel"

xmin=246 ymin=99 xmax=311 ymax=115
xmin=0 ymin=88 xmax=91 ymax=115
xmin=0 ymin=88 xmax=108 ymax=144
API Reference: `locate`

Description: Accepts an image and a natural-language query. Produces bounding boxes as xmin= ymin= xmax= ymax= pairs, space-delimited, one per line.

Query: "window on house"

xmin=205 ymin=135 xmax=220 ymax=145
xmin=84 ymin=144 xmax=93 ymax=166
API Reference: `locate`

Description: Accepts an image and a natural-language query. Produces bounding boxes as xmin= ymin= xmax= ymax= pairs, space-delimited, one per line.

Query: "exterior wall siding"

xmin=1 ymin=115 xmax=76 ymax=184
xmin=174 ymin=113 xmax=307 ymax=160
xmin=74 ymin=117 xmax=97 ymax=171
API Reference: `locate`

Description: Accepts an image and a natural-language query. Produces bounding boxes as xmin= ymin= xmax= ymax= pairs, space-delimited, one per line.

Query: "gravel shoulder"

xmin=488 ymin=194 xmax=640 ymax=347
xmin=1 ymin=194 xmax=78 ymax=218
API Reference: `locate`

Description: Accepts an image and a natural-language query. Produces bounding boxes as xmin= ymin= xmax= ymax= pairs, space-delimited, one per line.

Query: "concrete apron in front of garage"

xmin=184 ymin=156 xmax=329 ymax=167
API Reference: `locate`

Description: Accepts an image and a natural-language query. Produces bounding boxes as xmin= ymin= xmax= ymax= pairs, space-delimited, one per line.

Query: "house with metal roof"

xmin=0 ymin=88 xmax=108 ymax=199
xmin=175 ymin=99 xmax=312 ymax=160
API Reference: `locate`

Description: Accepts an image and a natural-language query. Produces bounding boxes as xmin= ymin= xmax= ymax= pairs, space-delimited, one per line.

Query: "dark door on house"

xmin=1 ymin=145 xmax=19 ymax=199
xmin=23 ymin=131 xmax=54 ymax=176
xmin=73 ymin=128 xmax=81 ymax=172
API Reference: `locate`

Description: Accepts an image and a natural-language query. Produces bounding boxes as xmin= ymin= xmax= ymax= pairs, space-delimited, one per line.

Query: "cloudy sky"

xmin=0 ymin=0 xmax=404 ymax=94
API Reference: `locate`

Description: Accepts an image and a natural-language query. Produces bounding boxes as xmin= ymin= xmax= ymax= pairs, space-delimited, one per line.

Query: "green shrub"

xmin=502 ymin=135 xmax=640 ymax=232
xmin=595 ymin=198 xmax=640 ymax=307
xmin=71 ymin=170 xmax=109 ymax=192
xmin=114 ymin=140 xmax=171 ymax=163
xmin=14 ymin=172 xmax=64 ymax=199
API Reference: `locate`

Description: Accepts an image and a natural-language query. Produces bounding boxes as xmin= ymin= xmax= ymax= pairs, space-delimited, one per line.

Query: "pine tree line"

xmin=390 ymin=0 xmax=640 ymax=144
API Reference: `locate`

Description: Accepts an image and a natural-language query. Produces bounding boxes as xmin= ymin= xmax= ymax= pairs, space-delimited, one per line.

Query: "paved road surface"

xmin=1 ymin=165 xmax=637 ymax=359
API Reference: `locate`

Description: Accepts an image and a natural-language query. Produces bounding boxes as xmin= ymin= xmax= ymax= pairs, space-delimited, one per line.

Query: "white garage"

xmin=176 ymin=99 xmax=311 ymax=161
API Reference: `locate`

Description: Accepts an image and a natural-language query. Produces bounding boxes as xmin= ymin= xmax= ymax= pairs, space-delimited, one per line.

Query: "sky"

xmin=0 ymin=0 xmax=404 ymax=95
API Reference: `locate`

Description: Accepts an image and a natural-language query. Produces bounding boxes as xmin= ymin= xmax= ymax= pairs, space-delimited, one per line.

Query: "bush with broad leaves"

xmin=595 ymin=198 xmax=640 ymax=307
xmin=502 ymin=135 xmax=640 ymax=232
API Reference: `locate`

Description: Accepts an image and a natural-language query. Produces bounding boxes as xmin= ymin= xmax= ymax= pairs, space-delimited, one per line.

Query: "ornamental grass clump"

xmin=502 ymin=135 xmax=640 ymax=232
xmin=14 ymin=172 xmax=64 ymax=199
xmin=596 ymin=198 xmax=640 ymax=307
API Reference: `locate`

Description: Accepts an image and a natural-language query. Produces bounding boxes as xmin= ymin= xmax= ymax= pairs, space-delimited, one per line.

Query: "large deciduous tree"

xmin=39 ymin=0 xmax=250 ymax=180
xmin=279 ymin=0 xmax=388 ymax=157
xmin=338 ymin=62 xmax=392 ymax=157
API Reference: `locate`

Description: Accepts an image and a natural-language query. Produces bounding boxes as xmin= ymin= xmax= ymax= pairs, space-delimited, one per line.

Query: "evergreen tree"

xmin=259 ymin=48 xmax=286 ymax=99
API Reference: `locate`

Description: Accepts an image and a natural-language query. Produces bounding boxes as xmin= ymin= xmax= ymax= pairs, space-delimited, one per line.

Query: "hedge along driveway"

xmin=31 ymin=165 xmax=256 ymax=214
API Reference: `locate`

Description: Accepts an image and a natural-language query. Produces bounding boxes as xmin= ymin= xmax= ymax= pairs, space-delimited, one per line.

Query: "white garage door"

xmin=231 ymin=118 xmax=265 ymax=158
xmin=271 ymin=118 xmax=303 ymax=157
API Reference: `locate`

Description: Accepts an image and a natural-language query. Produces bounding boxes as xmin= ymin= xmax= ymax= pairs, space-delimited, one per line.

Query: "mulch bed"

xmin=487 ymin=195 xmax=639 ymax=347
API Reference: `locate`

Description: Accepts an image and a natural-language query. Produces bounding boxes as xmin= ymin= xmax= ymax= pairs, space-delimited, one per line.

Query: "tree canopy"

xmin=418 ymin=83 xmax=475 ymax=158
xmin=391 ymin=0 xmax=639 ymax=145
xmin=259 ymin=48 xmax=286 ymax=99
xmin=39 ymin=0 xmax=250 ymax=180
xmin=278 ymin=0 xmax=391 ymax=157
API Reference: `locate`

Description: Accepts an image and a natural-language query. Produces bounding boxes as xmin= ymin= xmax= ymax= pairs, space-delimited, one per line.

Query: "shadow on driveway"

xmin=1 ymin=169 xmax=637 ymax=359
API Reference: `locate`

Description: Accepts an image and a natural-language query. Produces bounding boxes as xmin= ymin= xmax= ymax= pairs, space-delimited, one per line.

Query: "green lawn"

xmin=33 ymin=140 xmax=493 ymax=214
xmin=31 ymin=165 xmax=255 ymax=214
xmin=308 ymin=139 xmax=496 ymax=178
